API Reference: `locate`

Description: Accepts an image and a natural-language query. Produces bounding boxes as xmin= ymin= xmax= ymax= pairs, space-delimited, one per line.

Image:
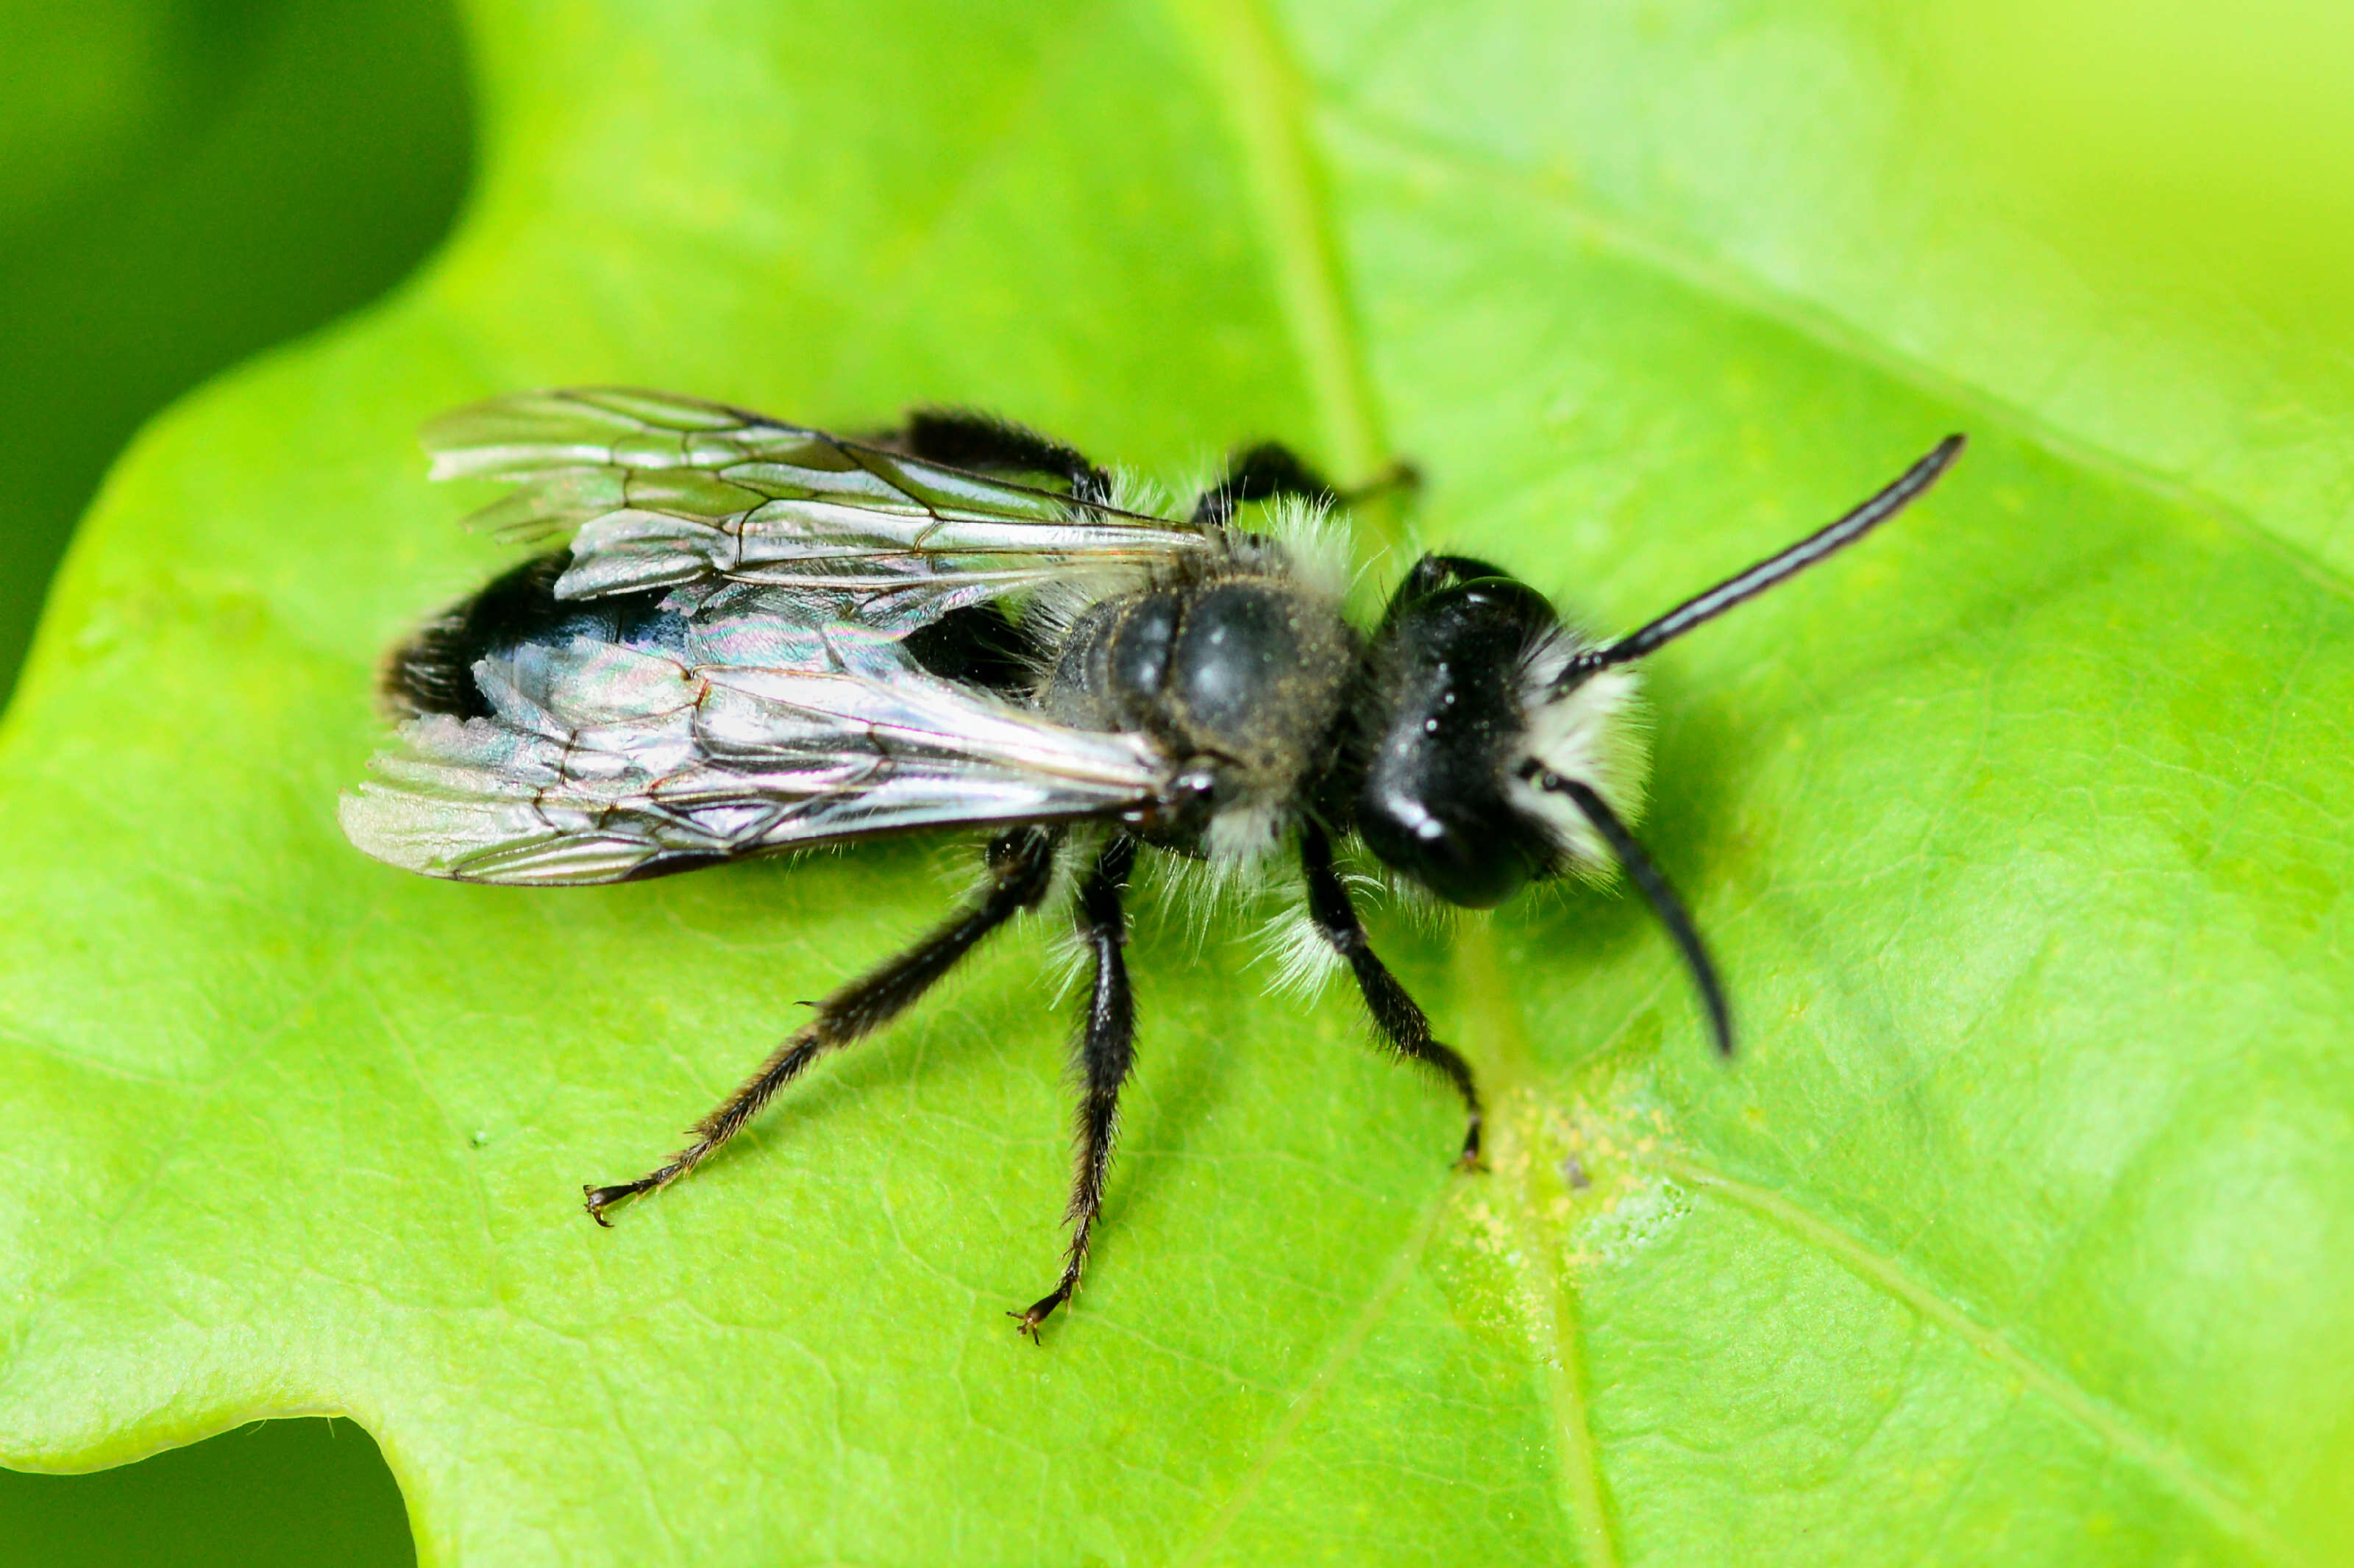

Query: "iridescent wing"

xmin=421 ymin=386 xmax=1213 ymax=637
xmin=339 ymin=636 xmax=1176 ymax=885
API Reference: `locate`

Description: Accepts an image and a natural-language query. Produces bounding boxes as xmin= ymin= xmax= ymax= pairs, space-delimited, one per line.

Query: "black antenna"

xmin=1530 ymin=768 xmax=1733 ymax=1058
xmin=1555 ymin=434 xmax=1965 ymax=691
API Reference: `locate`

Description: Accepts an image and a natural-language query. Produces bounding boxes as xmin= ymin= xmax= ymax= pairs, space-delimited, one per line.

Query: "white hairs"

xmin=1507 ymin=629 xmax=1651 ymax=878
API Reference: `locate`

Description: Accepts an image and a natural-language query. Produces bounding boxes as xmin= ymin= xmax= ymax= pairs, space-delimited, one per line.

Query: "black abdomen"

xmin=384 ymin=551 xmax=686 ymax=719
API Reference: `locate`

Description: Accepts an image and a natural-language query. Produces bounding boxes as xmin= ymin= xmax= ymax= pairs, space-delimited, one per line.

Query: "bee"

xmin=342 ymin=387 xmax=1962 ymax=1339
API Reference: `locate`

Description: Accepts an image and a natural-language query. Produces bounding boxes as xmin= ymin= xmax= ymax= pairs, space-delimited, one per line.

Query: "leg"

xmin=584 ymin=826 xmax=1065 ymax=1223
xmin=1187 ymin=441 xmax=1420 ymax=526
xmin=1298 ymin=824 xmax=1484 ymax=1166
xmin=1011 ymin=835 xmax=1139 ymax=1341
xmin=889 ymin=407 xmax=1114 ymax=508
xmin=1188 ymin=441 xmax=1336 ymax=527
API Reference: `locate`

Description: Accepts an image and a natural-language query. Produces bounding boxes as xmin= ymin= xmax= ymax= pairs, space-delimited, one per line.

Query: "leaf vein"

xmin=1175 ymin=1179 xmax=1454 ymax=1567
xmin=1320 ymin=101 xmax=2354 ymax=605
xmin=1658 ymin=1152 xmax=2304 ymax=1567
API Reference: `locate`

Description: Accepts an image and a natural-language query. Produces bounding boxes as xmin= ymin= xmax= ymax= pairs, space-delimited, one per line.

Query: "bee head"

xmin=1345 ymin=437 xmax=1962 ymax=1059
xmin=1355 ymin=555 xmax=1646 ymax=908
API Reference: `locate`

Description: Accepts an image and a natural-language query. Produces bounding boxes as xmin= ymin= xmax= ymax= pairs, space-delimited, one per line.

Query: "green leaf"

xmin=6 ymin=1 xmax=2353 ymax=1564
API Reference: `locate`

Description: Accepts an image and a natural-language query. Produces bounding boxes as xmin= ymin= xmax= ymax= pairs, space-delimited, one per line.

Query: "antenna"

xmin=1555 ymin=434 xmax=1966 ymax=691
xmin=1531 ymin=768 xmax=1733 ymax=1058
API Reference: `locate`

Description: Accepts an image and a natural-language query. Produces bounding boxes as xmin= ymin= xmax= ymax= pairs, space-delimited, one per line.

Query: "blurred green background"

xmin=0 ymin=0 xmax=468 ymax=701
xmin=5 ymin=0 xmax=2354 ymax=1563
xmin=0 ymin=0 xmax=465 ymax=1561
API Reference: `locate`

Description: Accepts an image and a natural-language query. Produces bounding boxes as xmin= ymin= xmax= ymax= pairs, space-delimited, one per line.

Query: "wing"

xmin=339 ymin=636 xmax=1176 ymax=885
xmin=421 ymin=386 xmax=1214 ymax=637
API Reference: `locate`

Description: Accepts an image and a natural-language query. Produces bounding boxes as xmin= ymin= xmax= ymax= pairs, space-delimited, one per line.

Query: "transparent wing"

xmin=421 ymin=386 xmax=1212 ymax=636
xmin=339 ymin=636 xmax=1175 ymax=885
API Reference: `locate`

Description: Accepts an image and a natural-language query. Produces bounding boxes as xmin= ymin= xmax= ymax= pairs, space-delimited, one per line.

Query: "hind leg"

xmin=584 ymin=827 xmax=1067 ymax=1222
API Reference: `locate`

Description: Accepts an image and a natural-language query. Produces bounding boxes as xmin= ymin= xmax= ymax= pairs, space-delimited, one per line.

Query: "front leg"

xmin=1011 ymin=835 xmax=1139 ymax=1341
xmin=1299 ymin=824 xmax=1484 ymax=1167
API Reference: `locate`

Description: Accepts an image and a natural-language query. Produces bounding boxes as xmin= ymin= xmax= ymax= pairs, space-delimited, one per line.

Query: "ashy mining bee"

xmin=342 ymin=387 xmax=1962 ymax=1338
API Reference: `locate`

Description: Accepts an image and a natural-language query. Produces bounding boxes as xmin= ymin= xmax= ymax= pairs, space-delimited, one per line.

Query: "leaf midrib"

xmin=1156 ymin=2 xmax=1626 ymax=1555
xmin=1151 ymin=4 xmax=2328 ymax=1561
xmin=1163 ymin=0 xmax=1386 ymax=502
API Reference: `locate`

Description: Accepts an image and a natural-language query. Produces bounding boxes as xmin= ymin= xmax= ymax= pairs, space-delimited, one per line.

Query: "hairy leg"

xmin=887 ymin=407 xmax=1114 ymax=507
xmin=1187 ymin=441 xmax=1419 ymax=527
xmin=1188 ymin=441 xmax=1336 ymax=527
xmin=1011 ymin=835 xmax=1139 ymax=1341
xmin=584 ymin=826 xmax=1065 ymax=1223
xmin=1298 ymin=823 xmax=1483 ymax=1166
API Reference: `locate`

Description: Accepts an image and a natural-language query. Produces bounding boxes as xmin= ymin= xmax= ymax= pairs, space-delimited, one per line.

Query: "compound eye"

xmin=1356 ymin=786 xmax=1535 ymax=909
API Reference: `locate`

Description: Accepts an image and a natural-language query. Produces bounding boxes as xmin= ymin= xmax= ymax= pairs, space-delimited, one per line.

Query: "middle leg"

xmin=1011 ymin=835 xmax=1140 ymax=1341
xmin=1187 ymin=441 xmax=1421 ymax=526
xmin=1188 ymin=441 xmax=1338 ymax=526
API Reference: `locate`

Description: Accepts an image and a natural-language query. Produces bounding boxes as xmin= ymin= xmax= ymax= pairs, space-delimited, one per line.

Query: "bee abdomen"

xmin=382 ymin=550 xmax=686 ymax=719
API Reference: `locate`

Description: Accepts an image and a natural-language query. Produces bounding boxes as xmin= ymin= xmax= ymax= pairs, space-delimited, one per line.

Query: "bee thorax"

xmin=1044 ymin=568 xmax=1355 ymax=858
